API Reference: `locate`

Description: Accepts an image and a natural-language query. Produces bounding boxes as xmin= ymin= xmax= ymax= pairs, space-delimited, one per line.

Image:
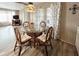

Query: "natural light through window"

xmin=0 ymin=10 xmax=15 ymax=23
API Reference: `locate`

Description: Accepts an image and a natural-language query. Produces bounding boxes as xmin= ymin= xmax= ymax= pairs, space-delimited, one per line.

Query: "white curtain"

xmin=34 ymin=3 xmax=61 ymax=39
xmin=46 ymin=3 xmax=61 ymax=39
xmin=19 ymin=8 xmax=28 ymax=24
xmin=33 ymin=9 xmax=45 ymax=31
xmin=19 ymin=2 xmax=61 ymax=39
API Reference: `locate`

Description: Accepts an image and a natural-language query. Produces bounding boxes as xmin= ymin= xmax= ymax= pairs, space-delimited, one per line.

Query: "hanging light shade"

xmin=26 ymin=2 xmax=35 ymax=12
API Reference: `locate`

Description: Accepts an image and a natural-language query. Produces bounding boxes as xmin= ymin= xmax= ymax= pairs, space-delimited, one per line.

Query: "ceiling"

xmin=18 ymin=2 xmax=53 ymax=8
xmin=17 ymin=2 xmax=45 ymax=5
xmin=0 ymin=2 xmax=54 ymax=10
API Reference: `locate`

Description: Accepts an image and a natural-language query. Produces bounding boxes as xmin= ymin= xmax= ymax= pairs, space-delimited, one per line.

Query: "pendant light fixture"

xmin=26 ymin=2 xmax=35 ymax=12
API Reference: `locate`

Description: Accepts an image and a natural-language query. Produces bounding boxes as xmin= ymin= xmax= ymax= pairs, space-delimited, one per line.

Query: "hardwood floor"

xmin=52 ymin=39 xmax=78 ymax=56
xmin=0 ymin=39 xmax=78 ymax=56
xmin=0 ymin=26 xmax=78 ymax=56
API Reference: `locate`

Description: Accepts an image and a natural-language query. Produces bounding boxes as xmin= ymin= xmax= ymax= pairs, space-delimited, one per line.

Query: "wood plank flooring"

xmin=0 ymin=39 xmax=78 ymax=56
xmin=0 ymin=26 xmax=78 ymax=56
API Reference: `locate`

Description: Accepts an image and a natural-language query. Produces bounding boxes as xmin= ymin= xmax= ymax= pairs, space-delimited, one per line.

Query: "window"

xmin=46 ymin=8 xmax=54 ymax=27
xmin=0 ymin=10 xmax=15 ymax=23
xmin=33 ymin=9 xmax=45 ymax=31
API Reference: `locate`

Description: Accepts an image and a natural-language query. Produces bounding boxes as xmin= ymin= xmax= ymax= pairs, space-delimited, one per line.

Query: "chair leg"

xmin=14 ymin=42 xmax=17 ymax=51
xmin=45 ymin=46 xmax=48 ymax=56
xmin=50 ymin=39 xmax=53 ymax=49
xmin=34 ymin=40 xmax=36 ymax=48
xmin=18 ymin=46 xmax=22 ymax=56
xmin=37 ymin=42 xmax=39 ymax=46
xmin=29 ymin=40 xmax=32 ymax=48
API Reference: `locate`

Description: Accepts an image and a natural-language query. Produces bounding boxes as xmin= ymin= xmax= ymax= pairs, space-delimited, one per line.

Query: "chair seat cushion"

xmin=21 ymin=33 xmax=31 ymax=42
xmin=37 ymin=33 xmax=46 ymax=42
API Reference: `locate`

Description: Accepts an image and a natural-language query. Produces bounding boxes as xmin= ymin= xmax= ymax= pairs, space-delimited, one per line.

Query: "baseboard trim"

xmin=60 ymin=39 xmax=75 ymax=46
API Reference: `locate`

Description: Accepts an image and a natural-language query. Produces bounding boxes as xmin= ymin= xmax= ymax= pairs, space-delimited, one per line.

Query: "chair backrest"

xmin=23 ymin=21 xmax=29 ymax=28
xmin=29 ymin=22 xmax=35 ymax=32
xmin=14 ymin=28 xmax=21 ymax=43
xmin=23 ymin=21 xmax=30 ymax=32
xmin=40 ymin=21 xmax=46 ymax=32
xmin=46 ymin=27 xmax=54 ymax=41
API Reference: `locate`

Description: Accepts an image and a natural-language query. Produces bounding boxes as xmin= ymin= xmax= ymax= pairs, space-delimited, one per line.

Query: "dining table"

xmin=26 ymin=31 xmax=42 ymax=47
xmin=15 ymin=26 xmax=43 ymax=47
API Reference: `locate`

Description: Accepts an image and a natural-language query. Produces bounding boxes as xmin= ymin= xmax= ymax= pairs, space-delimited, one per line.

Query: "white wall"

xmin=0 ymin=2 xmax=25 ymax=10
